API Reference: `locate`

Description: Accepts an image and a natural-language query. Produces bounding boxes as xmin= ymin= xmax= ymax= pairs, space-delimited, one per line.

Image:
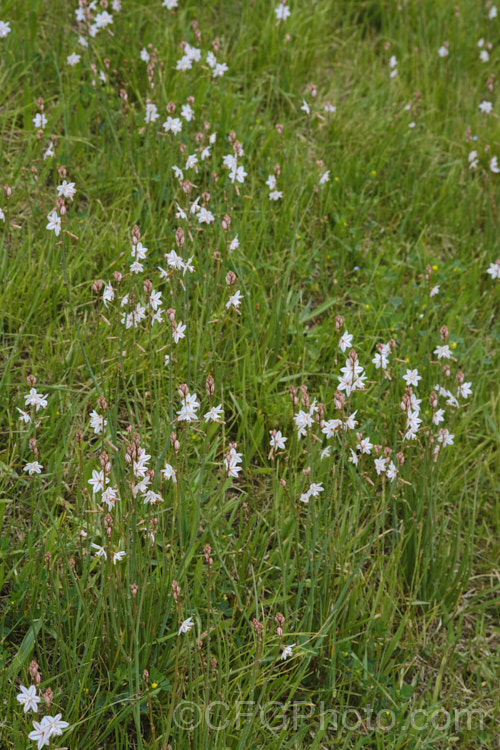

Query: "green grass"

xmin=0 ymin=0 xmax=499 ymax=747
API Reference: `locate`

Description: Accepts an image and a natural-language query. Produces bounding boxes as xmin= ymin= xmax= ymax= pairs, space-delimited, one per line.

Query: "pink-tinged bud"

xmin=92 ymin=280 xmax=103 ymax=293
xmin=397 ymin=451 xmax=405 ymax=465
xmin=429 ymin=391 xmax=438 ymax=409
xmin=130 ymin=582 xmax=138 ymax=597
xmin=225 ymin=270 xmax=237 ymax=286
xmin=276 ymin=123 xmax=284 ymax=134
xmin=440 ymin=325 xmax=448 ymax=342
xmin=143 ymin=279 xmax=153 ymax=295
xmin=456 ymin=370 xmax=464 ymax=384
xmin=280 ymin=478 xmax=287 ymax=489
xmin=27 ymin=374 xmax=37 ymax=386
xmin=113 ymin=271 xmax=122 ymax=284
xmin=178 ymin=383 xmax=189 ymax=398
xmin=166 ymin=308 xmax=176 ymax=322
xmin=274 ymin=163 xmax=281 ymax=177
xmin=303 ymin=465 xmax=311 ymax=477
xmin=443 ymin=364 xmax=451 ymax=377
xmin=334 ymin=390 xmax=345 ymax=410
xmin=4 ymin=184 xmax=12 ymax=198
xmin=335 ymin=315 xmax=344 ymax=331
xmin=206 ymin=375 xmax=215 ymax=396
xmin=277 ymin=627 xmax=283 ymax=637
xmin=213 ymin=38 xmax=220 ymax=53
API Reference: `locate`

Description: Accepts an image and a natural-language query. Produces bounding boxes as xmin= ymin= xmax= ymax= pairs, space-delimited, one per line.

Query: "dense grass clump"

xmin=0 ymin=0 xmax=499 ymax=748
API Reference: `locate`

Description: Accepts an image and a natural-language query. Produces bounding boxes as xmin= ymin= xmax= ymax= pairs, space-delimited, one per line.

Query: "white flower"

xmin=348 ymin=449 xmax=359 ymax=466
xmin=16 ymin=685 xmax=41 ymax=713
xmin=33 ymin=113 xmax=47 ymax=129
xmin=229 ymin=164 xmax=247 ymax=184
xmin=386 ymin=461 xmax=398 ymax=481
xmin=320 ymin=445 xmax=331 ymax=460
xmin=17 ymin=408 xmax=31 ymax=423
xmin=206 ymin=51 xmax=217 ymax=68
xmin=389 ymin=55 xmax=397 ymax=69
xmin=319 ymin=170 xmax=330 ymax=185
xmin=179 ymin=616 xmax=194 ymax=635
xmin=88 ymin=469 xmax=108 ymax=494
xmin=161 ymin=463 xmax=177 ymax=483
xmin=204 ymin=404 xmax=224 ymax=422
xmin=490 ymin=156 xmax=500 ymax=173
xmin=57 ymin=181 xmax=77 ymax=200
xmin=438 ymin=45 xmax=449 ymax=57
xmin=486 ymin=261 xmax=500 ymax=279
xmin=437 ymin=428 xmax=454 ymax=447
xmin=185 ymin=154 xmax=198 ymax=170
xmin=43 ymin=141 xmax=55 ymax=159
xmin=402 ymin=368 xmax=421 ymax=387
xmin=430 ymin=285 xmax=440 ymax=297
xmin=321 ymin=419 xmax=342 ymax=438
xmin=28 ymin=720 xmax=51 ymax=749
xmin=433 ymin=344 xmax=452 ymax=360
xmin=479 ymin=100 xmax=493 ymax=114
xmin=324 ymin=102 xmax=336 ymax=113
xmin=372 ymin=352 xmax=389 ymax=370
xmin=144 ymin=102 xmax=159 ymax=124
xmin=177 ymin=391 xmax=200 ymax=422
xmin=468 ymin=150 xmax=479 ymax=169
xmin=41 ymin=714 xmax=69 ymax=738
xmin=229 ymin=235 xmax=239 ymax=251
xmin=226 ymin=290 xmax=243 ymax=310
xmin=308 ymin=482 xmax=324 ymax=498
xmin=181 ymin=103 xmax=194 ymax=121
xmin=140 ymin=48 xmax=150 ymax=62
xmin=432 ymin=408 xmax=445 ymax=425
xmin=457 ymin=382 xmax=472 ymax=398
xmin=270 ymin=430 xmax=287 ymax=450
xmin=374 ymin=457 xmax=387 ymax=475
xmin=92 ymin=543 xmax=107 ymax=559
xmin=172 ymin=321 xmax=186 ymax=344
xmin=300 ymin=99 xmax=310 ymax=115
xmin=101 ymin=486 xmax=119 ymax=510
xmin=67 ymin=52 xmax=81 ymax=66
xmin=0 ymin=21 xmax=12 ymax=38
xmin=163 ymin=116 xmax=182 ymax=134
xmin=102 ymin=282 xmax=114 ymax=307
xmin=269 ymin=190 xmax=283 ymax=200
xmin=281 ymin=644 xmax=295 ymax=660
xmin=24 ymin=388 xmax=48 ymax=411
xmin=143 ymin=490 xmax=163 ymax=505
xmin=176 ymin=55 xmax=193 ymax=71
xmin=339 ymin=330 xmax=353 ymax=353
xmin=213 ymin=62 xmax=228 ymax=77
xmin=480 ymin=49 xmax=490 ymax=62
xmin=46 ymin=211 xmax=61 ymax=236
xmin=198 ymin=207 xmax=215 ymax=224
xmin=163 ymin=0 xmax=178 ymax=7
xmin=275 ymin=4 xmax=291 ymax=21
xmin=266 ymin=174 xmax=277 ymax=190
xmin=89 ymin=409 xmax=107 ymax=433
xmin=356 ymin=437 xmax=373 ymax=455
xmin=489 ymin=5 xmax=497 ymax=19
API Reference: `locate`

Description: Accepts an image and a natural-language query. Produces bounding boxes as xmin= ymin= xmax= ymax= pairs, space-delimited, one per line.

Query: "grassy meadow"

xmin=0 ymin=0 xmax=499 ymax=747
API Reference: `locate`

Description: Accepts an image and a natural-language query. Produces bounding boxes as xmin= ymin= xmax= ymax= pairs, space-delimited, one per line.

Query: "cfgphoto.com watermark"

xmin=172 ymin=701 xmax=486 ymax=734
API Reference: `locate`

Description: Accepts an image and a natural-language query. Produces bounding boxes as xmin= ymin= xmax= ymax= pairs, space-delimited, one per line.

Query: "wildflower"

xmin=0 ymin=21 xmax=12 ymax=37
xmin=348 ymin=449 xmax=359 ymax=465
xmin=374 ymin=457 xmax=387 ymax=475
xmin=101 ymin=486 xmax=119 ymax=510
xmin=324 ymin=102 xmax=336 ymax=113
xmin=268 ymin=189 xmax=283 ymax=200
xmin=43 ymin=142 xmax=54 ymax=159
xmin=28 ymin=720 xmax=50 ymax=749
xmin=300 ymin=100 xmax=310 ymax=115
xmin=172 ymin=321 xmax=186 ymax=343
xmin=41 ymin=714 xmax=69 ymax=738
xmin=23 ymin=461 xmax=43 ymax=475
xmin=308 ymin=482 xmax=324 ymax=498
xmin=270 ymin=430 xmax=287 ymax=450
xmin=319 ymin=170 xmax=330 ymax=185
xmin=161 ymin=463 xmax=177 ymax=482
xmin=486 ymin=261 xmax=500 ymax=279
xmin=386 ymin=461 xmax=398 ymax=481
xmin=229 ymin=235 xmax=239 ymax=251
xmin=490 ymin=157 xmax=500 ymax=173
xmin=438 ymin=45 xmax=449 ymax=57
xmin=339 ymin=330 xmax=353 ymax=353
xmin=320 ymin=445 xmax=331 ymax=460
xmin=430 ymin=285 xmax=440 ymax=297
xmin=163 ymin=0 xmax=178 ymax=8
xmin=480 ymin=49 xmax=490 ymax=62
xmin=102 ymin=282 xmax=114 ymax=307
xmin=479 ymin=100 xmax=493 ymax=114
xmin=16 ymin=685 xmax=41 ymax=713
xmin=46 ymin=211 xmax=61 ymax=236
xmin=112 ymin=550 xmax=125 ymax=564
xmin=437 ymin=428 xmax=454 ymax=447
xmin=132 ymin=241 xmax=148 ymax=259
xmin=179 ymin=616 xmax=194 ymax=635
xmin=197 ymin=207 xmax=215 ymax=224
xmin=275 ymin=4 xmax=291 ymax=21
xmin=266 ymin=174 xmax=277 ymax=190
xmin=344 ymin=412 xmax=357 ymax=432
xmin=88 ymin=469 xmax=108 ymax=494
xmin=17 ymin=408 xmax=31 ymax=423
xmin=144 ymin=102 xmax=159 ymax=124
xmin=226 ymin=290 xmax=243 ymax=310
xmin=457 ymin=382 xmax=472 ymax=398
xmin=372 ymin=352 xmax=389 ymax=369
xmin=356 ymin=437 xmax=373 ymax=454
xmin=89 ymin=410 xmax=107 ymax=434
xmin=91 ymin=543 xmax=107 ymax=559
xmin=489 ymin=5 xmax=497 ymax=19
xmin=293 ymin=409 xmax=313 ymax=439
xmin=432 ymin=408 xmax=445 ymax=425
xmin=163 ymin=116 xmax=182 ymax=134
xmin=281 ymin=644 xmax=295 ymax=660
xmin=468 ymin=150 xmax=479 ymax=169
xmin=204 ymin=404 xmax=224 ymax=422
xmin=224 ymin=446 xmax=243 ymax=477
xmin=177 ymin=390 xmax=200 ymax=422
xmin=322 ymin=419 xmax=342 ymax=438
xmin=33 ymin=113 xmax=47 ymax=129
xmin=213 ymin=62 xmax=228 ymax=77
xmin=24 ymin=388 xmax=48 ymax=411
xmin=140 ymin=48 xmax=150 ymax=62
xmin=67 ymin=52 xmax=81 ymax=66
xmin=433 ymin=344 xmax=452 ymax=360
xmin=402 ymin=368 xmax=422 ymax=387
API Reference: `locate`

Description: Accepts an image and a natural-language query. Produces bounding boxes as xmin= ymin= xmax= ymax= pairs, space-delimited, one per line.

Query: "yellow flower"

xmin=370 ymin=170 xmax=376 ymax=176
xmin=151 ymin=682 xmax=158 ymax=689
xmin=450 ymin=342 xmax=457 ymax=349
xmin=432 ymin=265 xmax=438 ymax=270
